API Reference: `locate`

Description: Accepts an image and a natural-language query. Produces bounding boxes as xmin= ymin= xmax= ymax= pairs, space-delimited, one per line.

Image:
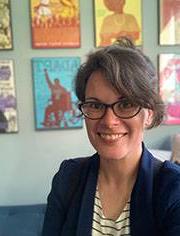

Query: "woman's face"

xmin=103 ymin=0 xmax=125 ymax=13
xmin=84 ymin=71 xmax=153 ymax=161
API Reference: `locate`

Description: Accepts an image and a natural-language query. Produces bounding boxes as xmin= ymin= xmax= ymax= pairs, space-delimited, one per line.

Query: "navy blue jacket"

xmin=42 ymin=146 xmax=180 ymax=236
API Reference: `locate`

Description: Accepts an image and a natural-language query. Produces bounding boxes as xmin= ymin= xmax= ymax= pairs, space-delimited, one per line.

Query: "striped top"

xmin=92 ymin=188 xmax=131 ymax=236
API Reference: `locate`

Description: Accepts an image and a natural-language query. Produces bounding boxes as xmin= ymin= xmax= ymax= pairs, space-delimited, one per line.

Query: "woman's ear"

xmin=144 ymin=109 xmax=154 ymax=128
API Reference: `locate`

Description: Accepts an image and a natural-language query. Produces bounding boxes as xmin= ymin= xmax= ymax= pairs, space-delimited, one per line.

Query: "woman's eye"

xmin=118 ymin=100 xmax=133 ymax=109
xmin=122 ymin=102 xmax=132 ymax=108
xmin=88 ymin=103 xmax=103 ymax=109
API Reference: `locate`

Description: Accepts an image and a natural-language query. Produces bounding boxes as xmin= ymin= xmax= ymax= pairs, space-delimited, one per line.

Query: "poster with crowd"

xmin=32 ymin=57 xmax=82 ymax=130
xmin=30 ymin=0 xmax=80 ymax=48
xmin=0 ymin=60 xmax=18 ymax=133
xmin=159 ymin=54 xmax=180 ymax=124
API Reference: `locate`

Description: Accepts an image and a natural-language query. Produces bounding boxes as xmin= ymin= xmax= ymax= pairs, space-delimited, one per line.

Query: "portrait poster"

xmin=30 ymin=0 xmax=81 ymax=48
xmin=32 ymin=57 xmax=82 ymax=130
xmin=159 ymin=0 xmax=180 ymax=45
xmin=94 ymin=0 xmax=142 ymax=47
xmin=0 ymin=60 xmax=18 ymax=133
xmin=0 ymin=0 xmax=13 ymax=50
xmin=159 ymin=54 xmax=180 ymax=124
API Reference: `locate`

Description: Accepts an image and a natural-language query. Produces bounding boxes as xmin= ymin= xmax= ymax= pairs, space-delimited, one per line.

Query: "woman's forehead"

xmin=85 ymin=71 xmax=123 ymax=101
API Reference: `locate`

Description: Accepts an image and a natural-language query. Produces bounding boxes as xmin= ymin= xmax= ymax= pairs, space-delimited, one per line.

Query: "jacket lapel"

xmin=130 ymin=147 xmax=157 ymax=236
xmin=76 ymin=153 xmax=99 ymax=236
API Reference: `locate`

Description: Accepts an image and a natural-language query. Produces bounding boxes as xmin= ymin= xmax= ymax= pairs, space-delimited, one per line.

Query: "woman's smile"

xmin=98 ymin=132 xmax=127 ymax=142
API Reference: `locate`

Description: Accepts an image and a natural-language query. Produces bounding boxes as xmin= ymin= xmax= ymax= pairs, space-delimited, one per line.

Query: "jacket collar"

xmin=130 ymin=144 xmax=157 ymax=236
xmin=76 ymin=153 xmax=99 ymax=236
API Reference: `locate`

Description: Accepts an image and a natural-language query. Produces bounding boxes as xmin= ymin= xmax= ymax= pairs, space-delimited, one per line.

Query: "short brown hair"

xmin=75 ymin=38 xmax=165 ymax=129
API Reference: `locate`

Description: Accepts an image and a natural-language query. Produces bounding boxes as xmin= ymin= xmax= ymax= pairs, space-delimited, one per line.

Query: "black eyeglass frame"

xmin=78 ymin=100 xmax=142 ymax=120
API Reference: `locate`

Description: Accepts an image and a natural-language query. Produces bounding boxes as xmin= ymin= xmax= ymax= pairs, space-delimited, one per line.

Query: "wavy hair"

xmin=75 ymin=38 xmax=165 ymax=128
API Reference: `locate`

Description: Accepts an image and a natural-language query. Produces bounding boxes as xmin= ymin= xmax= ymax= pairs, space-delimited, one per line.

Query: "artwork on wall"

xmin=0 ymin=60 xmax=18 ymax=133
xmin=159 ymin=0 xmax=180 ymax=45
xmin=32 ymin=57 xmax=82 ymax=130
xmin=159 ymin=54 xmax=180 ymax=124
xmin=30 ymin=0 xmax=81 ymax=48
xmin=0 ymin=0 xmax=13 ymax=50
xmin=93 ymin=0 xmax=142 ymax=47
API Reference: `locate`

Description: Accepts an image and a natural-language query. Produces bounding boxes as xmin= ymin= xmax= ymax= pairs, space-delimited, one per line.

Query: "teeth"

xmin=100 ymin=133 xmax=124 ymax=140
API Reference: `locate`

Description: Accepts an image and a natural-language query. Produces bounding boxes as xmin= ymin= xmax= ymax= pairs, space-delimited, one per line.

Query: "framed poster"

xmin=30 ymin=0 xmax=80 ymax=48
xmin=159 ymin=54 xmax=180 ymax=124
xmin=0 ymin=0 xmax=13 ymax=50
xmin=32 ymin=57 xmax=82 ymax=130
xmin=0 ymin=60 xmax=18 ymax=133
xmin=94 ymin=0 xmax=142 ymax=47
xmin=159 ymin=0 xmax=180 ymax=45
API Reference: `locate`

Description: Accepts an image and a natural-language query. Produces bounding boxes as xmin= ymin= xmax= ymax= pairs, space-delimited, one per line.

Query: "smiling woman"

xmin=42 ymin=38 xmax=180 ymax=236
xmin=81 ymin=70 xmax=151 ymax=163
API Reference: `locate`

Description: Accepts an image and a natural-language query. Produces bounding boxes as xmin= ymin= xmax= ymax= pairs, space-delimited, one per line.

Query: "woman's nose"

xmin=100 ymin=107 xmax=120 ymax=125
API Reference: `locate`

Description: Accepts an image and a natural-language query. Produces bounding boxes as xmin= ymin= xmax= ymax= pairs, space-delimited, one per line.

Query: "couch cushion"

xmin=149 ymin=149 xmax=171 ymax=162
xmin=0 ymin=204 xmax=46 ymax=236
xmin=171 ymin=134 xmax=180 ymax=163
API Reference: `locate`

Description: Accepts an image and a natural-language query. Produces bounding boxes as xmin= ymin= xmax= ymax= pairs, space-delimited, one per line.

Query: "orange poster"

xmin=30 ymin=0 xmax=80 ymax=48
xmin=94 ymin=0 xmax=142 ymax=47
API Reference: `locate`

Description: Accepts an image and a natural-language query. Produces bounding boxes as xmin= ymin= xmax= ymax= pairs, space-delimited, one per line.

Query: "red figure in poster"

xmin=42 ymin=68 xmax=72 ymax=127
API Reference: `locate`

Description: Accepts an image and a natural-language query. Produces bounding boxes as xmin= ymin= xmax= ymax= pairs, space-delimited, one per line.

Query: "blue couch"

xmin=0 ymin=204 xmax=46 ymax=236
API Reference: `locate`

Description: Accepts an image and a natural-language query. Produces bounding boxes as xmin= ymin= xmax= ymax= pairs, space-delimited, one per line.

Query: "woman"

xmin=42 ymin=38 xmax=180 ymax=236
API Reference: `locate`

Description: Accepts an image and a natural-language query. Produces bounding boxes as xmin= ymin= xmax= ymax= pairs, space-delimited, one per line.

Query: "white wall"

xmin=0 ymin=0 xmax=179 ymax=205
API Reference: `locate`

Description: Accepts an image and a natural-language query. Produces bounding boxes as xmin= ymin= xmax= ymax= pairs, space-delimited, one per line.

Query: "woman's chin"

xmin=98 ymin=148 xmax=128 ymax=161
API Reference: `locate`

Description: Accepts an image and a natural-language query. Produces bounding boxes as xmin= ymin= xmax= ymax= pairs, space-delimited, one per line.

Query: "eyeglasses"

xmin=78 ymin=99 xmax=141 ymax=120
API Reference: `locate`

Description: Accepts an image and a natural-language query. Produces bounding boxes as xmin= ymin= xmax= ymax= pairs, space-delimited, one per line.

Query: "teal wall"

xmin=0 ymin=0 xmax=179 ymax=205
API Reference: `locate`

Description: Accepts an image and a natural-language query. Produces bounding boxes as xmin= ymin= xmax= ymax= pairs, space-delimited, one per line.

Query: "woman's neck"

xmin=99 ymin=153 xmax=141 ymax=185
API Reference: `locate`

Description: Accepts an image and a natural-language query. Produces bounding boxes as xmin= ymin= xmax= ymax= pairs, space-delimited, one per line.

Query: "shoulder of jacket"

xmin=57 ymin=155 xmax=95 ymax=177
xmin=50 ymin=156 xmax=92 ymax=190
xmin=156 ymin=161 xmax=180 ymax=199
xmin=154 ymin=162 xmax=180 ymax=230
xmin=61 ymin=156 xmax=91 ymax=168
xmin=161 ymin=161 xmax=180 ymax=179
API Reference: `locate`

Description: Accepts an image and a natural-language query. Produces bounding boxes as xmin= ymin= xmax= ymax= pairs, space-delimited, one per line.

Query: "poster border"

xmin=0 ymin=0 xmax=13 ymax=50
xmin=29 ymin=0 xmax=81 ymax=49
xmin=159 ymin=53 xmax=180 ymax=125
xmin=31 ymin=57 xmax=83 ymax=131
xmin=0 ymin=59 xmax=19 ymax=133
xmin=159 ymin=0 xmax=180 ymax=46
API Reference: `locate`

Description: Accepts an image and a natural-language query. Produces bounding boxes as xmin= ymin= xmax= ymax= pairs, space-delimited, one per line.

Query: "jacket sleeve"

xmin=42 ymin=160 xmax=71 ymax=236
xmin=157 ymin=162 xmax=180 ymax=236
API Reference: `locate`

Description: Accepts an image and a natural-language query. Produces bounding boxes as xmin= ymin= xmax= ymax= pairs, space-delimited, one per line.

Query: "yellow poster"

xmin=94 ymin=0 xmax=142 ymax=47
